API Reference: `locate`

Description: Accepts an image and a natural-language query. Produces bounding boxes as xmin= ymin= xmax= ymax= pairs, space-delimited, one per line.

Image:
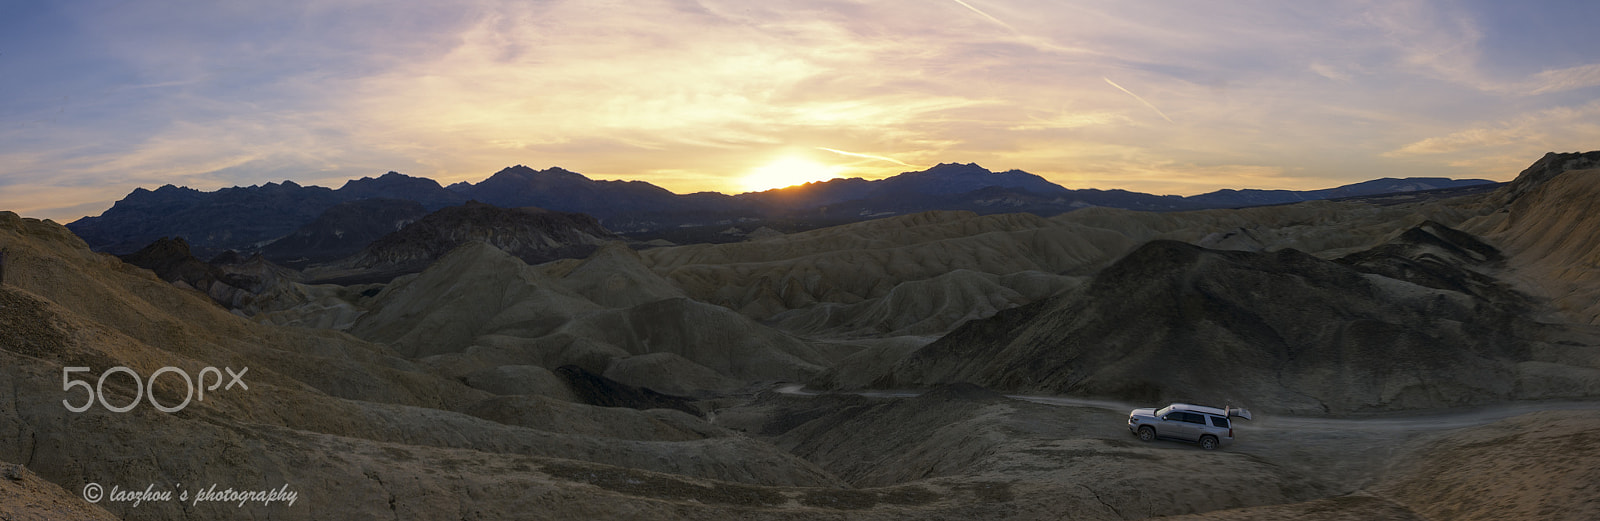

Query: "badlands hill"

xmin=877 ymin=234 xmax=1599 ymax=413
xmin=302 ymin=201 xmax=616 ymax=283
xmin=1467 ymin=151 xmax=1600 ymax=325
xmin=346 ymin=240 xmax=838 ymax=393
xmin=0 ymin=211 xmax=850 ymax=520
xmin=188 ymin=154 xmax=1597 ymax=410
xmin=869 ymin=154 xmax=1600 ymax=413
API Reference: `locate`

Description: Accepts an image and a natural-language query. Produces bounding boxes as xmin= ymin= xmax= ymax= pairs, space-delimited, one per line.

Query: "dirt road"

xmin=772 ymin=383 xmax=1600 ymax=494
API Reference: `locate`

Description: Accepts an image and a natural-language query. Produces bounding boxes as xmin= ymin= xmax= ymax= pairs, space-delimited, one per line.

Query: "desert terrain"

xmin=3 ymin=152 xmax=1600 ymax=519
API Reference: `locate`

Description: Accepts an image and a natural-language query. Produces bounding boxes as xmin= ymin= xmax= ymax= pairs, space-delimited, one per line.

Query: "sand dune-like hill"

xmin=858 ymin=154 xmax=1600 ymax=414
xmin=349 ymin=240 xmax=602 ymax=357
xmin=542 ymin=241 xmax=687 ymax=308
xmin=1051 ymin=197 xmax=1484 ymax=257
xmin=546 ymin=297 xmax=833 ymax=381
xmin=1471 ymin=167 xmax=1600 ymax=324
xmin=641 ymin=197 xmax=1483 ymax=330
xmin=769 ymin=268 xmax=1079 ymax=338
xmin=642 ymin=211 xmax=1136 ymax=319
xmin=350 ymin=239 xmax=840 ymax=395
xmin=0 ymin=211 xmax=850 ymax=519
xmin=879 ymin=233 xmax=1600 ymax=413
xmin=304 ymin=201 xmax=614 ymax=284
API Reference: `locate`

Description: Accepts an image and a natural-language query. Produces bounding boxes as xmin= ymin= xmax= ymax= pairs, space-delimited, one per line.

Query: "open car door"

xmin=1225 ymin=406 xmax=1252 ymax=421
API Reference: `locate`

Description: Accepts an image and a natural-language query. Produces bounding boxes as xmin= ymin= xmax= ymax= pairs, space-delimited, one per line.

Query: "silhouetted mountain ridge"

xmin=1189 ymin=177 xmax=1498 ymax=207
xmin=67 ymin=163 xmax=1496 ymax=258
xmin=69 ymin=180 xmax=346 ymax=256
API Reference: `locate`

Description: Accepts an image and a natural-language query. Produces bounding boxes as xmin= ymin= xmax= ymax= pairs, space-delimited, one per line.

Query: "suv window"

xmin=1209 ymin=416 xmax=1230 ymax=428
xmin=1180 ymin=412 xmax=1205 ymax=424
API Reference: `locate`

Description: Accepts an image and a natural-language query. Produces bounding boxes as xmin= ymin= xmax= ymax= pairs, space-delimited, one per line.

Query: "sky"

xmin=3 ymin=0 xmax=1599 ymax=222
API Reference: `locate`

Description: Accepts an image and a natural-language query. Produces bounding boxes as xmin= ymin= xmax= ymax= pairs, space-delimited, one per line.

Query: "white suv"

xmin=1127 ymin=403 xmax=1250 ymax=450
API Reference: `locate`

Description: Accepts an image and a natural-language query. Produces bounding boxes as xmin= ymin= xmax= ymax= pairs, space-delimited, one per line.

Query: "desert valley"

xmin=3 ymin=151 xmax=1599 ymax=519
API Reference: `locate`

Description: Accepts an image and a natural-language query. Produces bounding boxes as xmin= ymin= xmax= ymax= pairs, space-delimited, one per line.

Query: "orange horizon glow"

xmin=4 ymin=1 xmax=1598 ymax=222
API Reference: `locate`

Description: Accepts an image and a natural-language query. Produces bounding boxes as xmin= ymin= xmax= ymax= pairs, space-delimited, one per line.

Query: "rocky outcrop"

xmin=1485 ymin=150 xmax=1600 ymax=206
xmin=116 ymin=236 xmax=260 ymax=309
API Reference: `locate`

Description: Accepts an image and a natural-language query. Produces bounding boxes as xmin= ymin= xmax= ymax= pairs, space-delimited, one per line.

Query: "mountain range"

xmin=65 ymin=163 xmax=1495 ymax=259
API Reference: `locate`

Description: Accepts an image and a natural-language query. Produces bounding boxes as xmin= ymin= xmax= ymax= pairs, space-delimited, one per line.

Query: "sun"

xmin=740 ymin=157 xmax=843 ymax=192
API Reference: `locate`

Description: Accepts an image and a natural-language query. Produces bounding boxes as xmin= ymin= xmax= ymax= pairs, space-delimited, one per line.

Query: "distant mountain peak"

xmin=921 ymin=162 xmax=993 ymax=175
xmin=876 ymin=163 xmax=1068 ymax=197
xmin=335 ymin=170 xmax=465 ymax=211
xmin=486 ymin=165 xmax=592 ymax=181
xmin=153 ymin=184 xmax=196 ymax=193
xmin=340 ymin=170 xmax=435 ymax=187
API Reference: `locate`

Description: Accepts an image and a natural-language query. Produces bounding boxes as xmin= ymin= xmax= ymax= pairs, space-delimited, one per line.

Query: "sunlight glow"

xmin=740 ymin=157 xmax=843 ymax=192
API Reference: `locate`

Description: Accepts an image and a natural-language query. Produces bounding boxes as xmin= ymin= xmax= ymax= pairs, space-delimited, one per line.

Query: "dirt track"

xmin=770 ymin=383 xmax=1600 ymax=504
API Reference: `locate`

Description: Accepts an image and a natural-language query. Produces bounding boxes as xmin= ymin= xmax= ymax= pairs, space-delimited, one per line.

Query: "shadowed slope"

xmin=0 ymin=211 xmax=849 ymax=520
xmin=1475 ymin=168 xmax=1600 ymax=324
xmin=880 ymin=237 xmax=1600 ymax=413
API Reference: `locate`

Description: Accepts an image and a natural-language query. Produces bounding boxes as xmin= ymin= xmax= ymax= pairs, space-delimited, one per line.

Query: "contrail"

xmin=1103 ymin=77 xmax=1174 ymax=123
xmin=950 ymin=0 xmax=1017 ymax=32
xmin=817 ymin=147 xmax=916 ymax=167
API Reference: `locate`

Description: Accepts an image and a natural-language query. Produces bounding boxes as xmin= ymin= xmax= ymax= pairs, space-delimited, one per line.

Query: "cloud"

xmin=1308 ymin=62 xmax=1352 ymax=82
xmin=1387 ymin=100 xmax=1600 ymax=156
xmin=1102 ymin=77 xmax=1173 ymax=123
xmin=816 ymin=147 xmax=917 ymax=167
xmin=1384 ymin=100 xmax=1600 ymax=175
xmin=949 ymin=0 xmax=1018 ymax=33
xmin=3 ymin=0 xmax=1599 ymax=222
xmin=1523 ymin=63 xmax=1600 ymax=95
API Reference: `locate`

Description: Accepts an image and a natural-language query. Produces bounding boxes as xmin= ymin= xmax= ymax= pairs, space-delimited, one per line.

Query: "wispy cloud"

xmin=816 ymin=147 xmax=918 ymax=167
xmin=1102 ymin=77 xmax=1173 ymax=123
xmin=1522 ymin=63 xmax=1600 ymax=95
xmin=1384 ymin=99 xmax=1600 ymax=175
xmin=949 ymin=0 xmax=1017 ymax=33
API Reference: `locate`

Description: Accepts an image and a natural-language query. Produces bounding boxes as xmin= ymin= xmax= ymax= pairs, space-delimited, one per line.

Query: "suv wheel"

xmin=1137 ymin=426 xmax=1155 ymax=442
xmin=1199 ymin=435 xmax=1219 ymax=451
